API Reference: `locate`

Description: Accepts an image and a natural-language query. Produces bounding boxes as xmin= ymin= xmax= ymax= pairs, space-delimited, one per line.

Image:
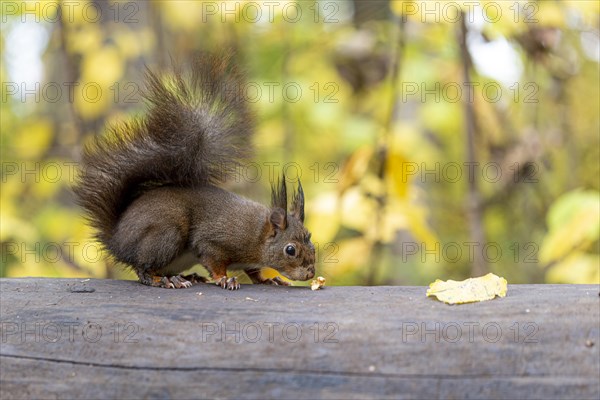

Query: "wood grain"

xmin=1 ymin=278 xmax=598 ymax=399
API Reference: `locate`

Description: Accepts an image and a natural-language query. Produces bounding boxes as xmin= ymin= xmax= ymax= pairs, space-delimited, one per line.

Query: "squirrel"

xmin=73 ymin=54 xmax=316 ymax=290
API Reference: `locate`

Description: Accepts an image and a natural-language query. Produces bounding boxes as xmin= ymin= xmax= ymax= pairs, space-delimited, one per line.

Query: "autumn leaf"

xmin=426 ymin=273 xmax=508 ymax=305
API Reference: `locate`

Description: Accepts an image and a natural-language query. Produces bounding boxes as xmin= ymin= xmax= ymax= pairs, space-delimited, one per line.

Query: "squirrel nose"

xmin=306 ymin=267 xmax=315 ymax=280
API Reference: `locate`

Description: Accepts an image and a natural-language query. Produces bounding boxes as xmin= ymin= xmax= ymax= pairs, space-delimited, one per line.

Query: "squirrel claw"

xmin=226 ymin=277 xmax=240 ymax=290
xmin=216 ymin=276 xmax=240 ymax=290
xmin=154 ymin=276 xmax=175 ymax=289
xmin=168 ymin=275 xmax=193 ymax=289
xmin=147 ymin=275 xmax=191 ymax=289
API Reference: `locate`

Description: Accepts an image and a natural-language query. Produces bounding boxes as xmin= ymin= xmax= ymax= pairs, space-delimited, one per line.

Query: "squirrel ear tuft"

xmin=269 ymin=208 xmax=287 ymax=230
xmin=270 ymin=172 xmax=287 ymax=212
xmin=291 ymin=180 xmax=305 ymax=223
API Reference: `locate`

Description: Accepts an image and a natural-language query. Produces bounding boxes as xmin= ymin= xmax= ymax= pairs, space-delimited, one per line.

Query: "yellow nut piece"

xmin=311 ymin=276 xmax=326 ymax=291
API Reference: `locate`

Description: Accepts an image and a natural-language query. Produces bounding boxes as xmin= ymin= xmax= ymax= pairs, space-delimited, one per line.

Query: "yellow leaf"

xmin=14 ymin=119 xmax=53 ymax=159
xmin=63 ymin=0 xmax=98 ymax=25
xmin=66 ymin=25 xmax=102 ymax=54
xmin=74 ymin=81 xmax=112 ymax=120
xmin=255 ymin=120 xmax=284 ymax=149
xmin=546 ymin=253 xmax=600 ymax=284
xmin=35 ymin=207 xmax=82 ymax=241
xmin=159 ymin=1 xmax=204 ymax=31
xmin=80 ymin=46 xmax=124 ymax=87
xmin=341 ymin=187 xmax=376 ymax=233
xmin=539 ymin=190 xmax=600 ymax=264
xmin=389 ymin=1 xmax=414 ymax=16
xmin=390 ymin=0 xmax=459 ymax=23
xmin=426 ymin=273 xmax=508 ymax=305
xmin=386 ymin=150 xmax=410 ymax=198
xmin=536 ymin=2 xmax=566 ymax=28
xmin=339 ymin=146 xmax=373 ymax=192
xmin=76 ymin=46 xmax=124 ymax=119
xmin=380 ymin=199 xmax=408 ymax=243
xmin=404 ymin=197 xmax=439 ymax=247
xmin=325 ymin=237 xmax=372 ymax=278
xmin=113 ymin=30 xmax=143 ymax=59
xmin=257 ymin=267 xmax=291 ymax=284
xmin=565 ymin=0 xmax=600 ymax=26
xmin=305 ymin=191 xmax=340 ymax=244
xmin=481 ymin=2 xmax=528 ymax=38
xmin=0 ymin=214 xmax=38 ymax=243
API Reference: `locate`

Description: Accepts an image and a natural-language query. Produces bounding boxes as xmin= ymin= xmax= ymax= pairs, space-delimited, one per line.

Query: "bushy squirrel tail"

xmin=73 ymin=54 xmax=253 ymax=244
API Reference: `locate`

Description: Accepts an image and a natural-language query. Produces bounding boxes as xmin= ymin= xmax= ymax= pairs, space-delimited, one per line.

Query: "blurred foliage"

xmin=1 ymin=0 xmax=598 ymax=285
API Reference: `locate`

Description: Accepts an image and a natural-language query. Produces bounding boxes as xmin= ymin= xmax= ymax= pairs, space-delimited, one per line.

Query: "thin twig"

xmin=458 ymin=13 xmax=488 ymax=277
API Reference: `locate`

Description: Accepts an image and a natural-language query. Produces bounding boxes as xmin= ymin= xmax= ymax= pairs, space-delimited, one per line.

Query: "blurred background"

xmin=1 ymin=0 xmax=598 ymax=285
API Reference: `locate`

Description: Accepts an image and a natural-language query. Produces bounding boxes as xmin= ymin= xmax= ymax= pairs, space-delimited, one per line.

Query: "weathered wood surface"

xmin=0 ymin=278 xmax=598 ymax=399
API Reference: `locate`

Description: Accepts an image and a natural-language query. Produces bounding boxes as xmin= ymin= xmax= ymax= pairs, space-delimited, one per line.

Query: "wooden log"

xmin=1 ymin=278 xmax=598 ymax=399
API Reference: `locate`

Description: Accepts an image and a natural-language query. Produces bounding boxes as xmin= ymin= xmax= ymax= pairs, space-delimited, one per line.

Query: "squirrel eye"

xmin=285 ymin=244 xmax=296 ymax=257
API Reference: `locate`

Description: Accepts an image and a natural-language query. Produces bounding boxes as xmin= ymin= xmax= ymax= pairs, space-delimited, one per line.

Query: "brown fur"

xmin=73 ymin=54 xmax=315 ymax=288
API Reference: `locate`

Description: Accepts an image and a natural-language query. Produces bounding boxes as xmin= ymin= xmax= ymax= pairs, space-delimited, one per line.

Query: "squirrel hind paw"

xmin=169 ymin=275 xmax=193 ymax=289
xmin=141 ymin=274 xmax=194 ymax=289
xmin=215 ymin=276 xmax=240 ymax=290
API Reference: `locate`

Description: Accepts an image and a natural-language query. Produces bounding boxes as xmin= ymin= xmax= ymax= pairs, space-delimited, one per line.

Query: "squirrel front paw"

xmin=215 ymin=276 xmax=240 ymax=290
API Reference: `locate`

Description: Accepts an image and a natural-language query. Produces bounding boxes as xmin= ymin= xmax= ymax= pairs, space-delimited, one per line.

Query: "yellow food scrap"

xmin=426 ymin=273 xmax=507 ymax=304
xmin=311 ymin=276 xmax=326 ymax=291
